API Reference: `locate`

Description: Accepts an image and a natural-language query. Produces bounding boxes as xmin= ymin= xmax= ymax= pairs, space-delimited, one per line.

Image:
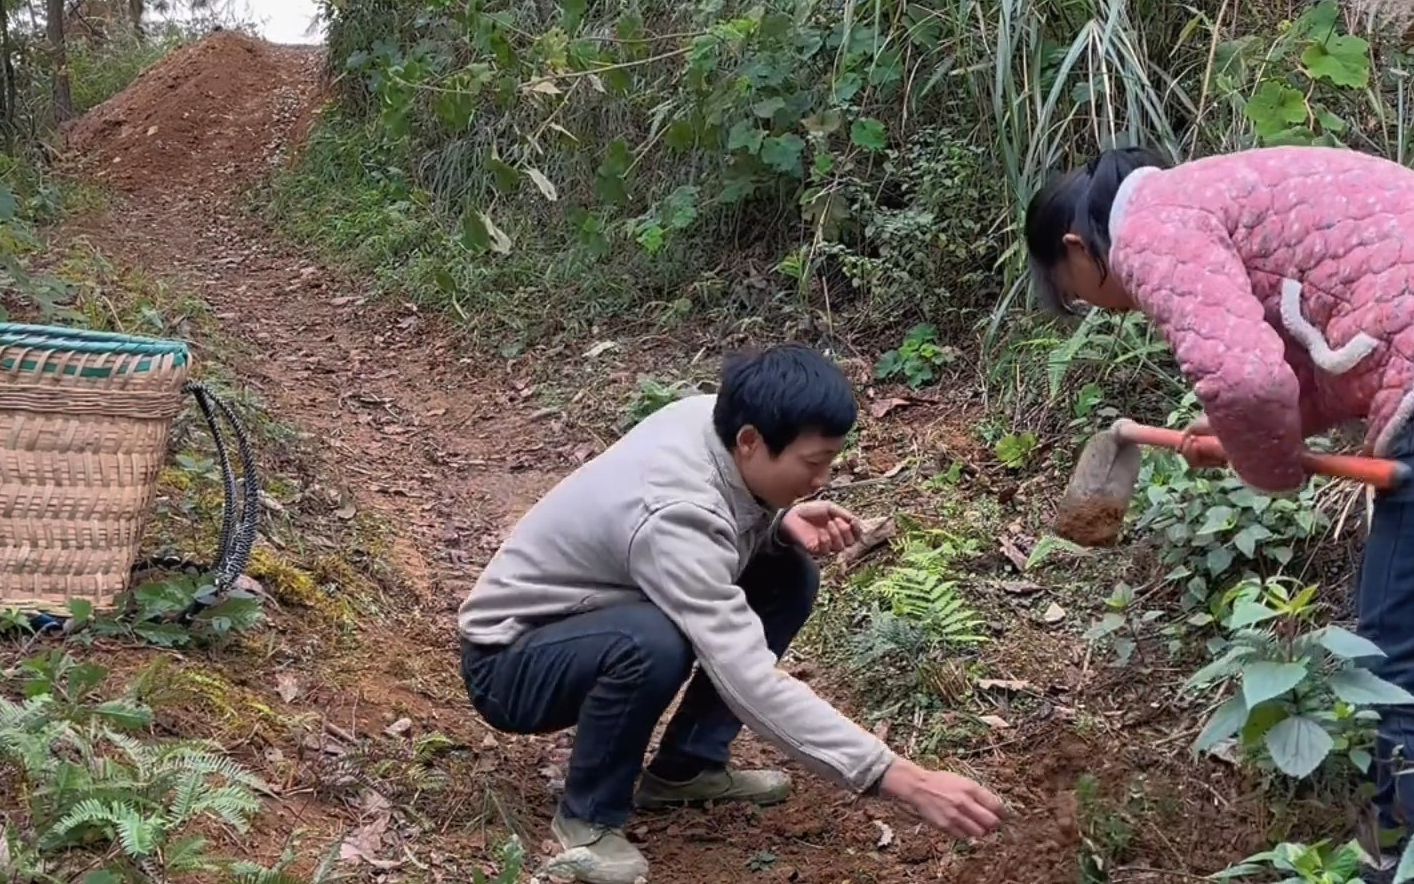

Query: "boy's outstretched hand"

xmin=782 ymin=501 xmax=862 ymax=555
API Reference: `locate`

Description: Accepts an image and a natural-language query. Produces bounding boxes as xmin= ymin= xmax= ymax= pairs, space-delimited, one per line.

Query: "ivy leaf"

xmin=1195 ymin=505 xmax=1235 ymax=536
xmin=1232 ymin=523 xmax=1272 ymax=558
xmin=1351 ymin=747 xmax=1373 ymax=773
xmin=1318 ymin=626 xmax=1385 ymax=661
xmin=1241 ymin=660 xmax=1308 ymax=707
xmin=1245 ymin=81 xmax=1308 ymax=139
xmin=1206 ymin=545 xmax=1235 ymax=576
xmin=850 ymin=118 xmax=887 ymax=152
xmin=434 ymin=89 xmax=477 ymax=132
xmin=1303 ymin=34 xmax=1370 ymax=88
xmin=1083 ymin=612 xmax=1126 ymax=642
xmin=524 ymin=167 xmax=559 ymax=202
xmin=1264 ymin=715 xmax=1333 ymax=778
xmin=760 ymin=134 xmax=806 ymax=177
xmin=1195 ymin=694 xmax=1248 ymax=753
xmin=1328 ymin=668 xmax=1414 ymax=706
xmin=727 ymin=120 xmax=766 ymax=154
xmin=595 ymin=139 xmax=632 ymax=205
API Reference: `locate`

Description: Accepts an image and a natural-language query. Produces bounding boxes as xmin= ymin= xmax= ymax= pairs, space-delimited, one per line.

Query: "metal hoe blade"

xmin=1055 ymin=426 xmax=1144 ymax=547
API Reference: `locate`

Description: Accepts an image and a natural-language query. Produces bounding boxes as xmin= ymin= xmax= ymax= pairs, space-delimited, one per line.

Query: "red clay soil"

xmin=65 ymin=31 xmax=323 ymax=194
xmin=53 ymin=31 xmax=1278 ymax=884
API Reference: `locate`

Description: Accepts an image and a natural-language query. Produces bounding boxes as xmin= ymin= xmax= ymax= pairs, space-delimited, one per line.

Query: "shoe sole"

xmin=634 ymin=786 xmax=792 ymax=811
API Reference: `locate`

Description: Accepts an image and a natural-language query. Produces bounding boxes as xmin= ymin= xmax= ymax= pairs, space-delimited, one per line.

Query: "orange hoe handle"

xmin=1111 ymin=419 xmax=1412 ymax=491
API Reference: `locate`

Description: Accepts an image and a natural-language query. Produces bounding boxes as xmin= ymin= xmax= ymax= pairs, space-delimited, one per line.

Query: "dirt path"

xmin=49 ymin=32 xmax=1276 ymax=884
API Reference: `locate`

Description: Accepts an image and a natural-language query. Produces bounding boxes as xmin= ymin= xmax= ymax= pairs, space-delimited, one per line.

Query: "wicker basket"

xmin=0 ymin=322 xmax=192 ymax=612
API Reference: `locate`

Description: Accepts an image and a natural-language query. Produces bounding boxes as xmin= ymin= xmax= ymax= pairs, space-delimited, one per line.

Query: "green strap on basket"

xmin=0 ymin=322 xmax=191 ymax=378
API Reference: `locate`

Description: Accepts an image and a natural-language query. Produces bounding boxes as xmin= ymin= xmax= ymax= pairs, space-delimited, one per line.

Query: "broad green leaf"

xmin=486 ymin=157 xmax=520 ymax=193
xmin=1328 ymin=668 xmax=1414 ymax=706
xmin=1291 ymin=0 xmax=1340 ymax=41
xmin=83 ymin=874 xmax=124 ymax=884
xmin=1245 ymin=81 xmax=1308 ymax=139
xmin=1264 ymin=126 xmax=1315 ymax=147
xmin=68 ymin=599 xmax=93 ymax=625
xmin=1228 ymin=600 xmax=1280 ymax=630
xmin=1264 ymin=715 xmax=1333 ymax=778
xmin=760 ymin=11 xmax=793 ymax=39
xmin=1318 ymin=626 xmax=1385 ymax=660
xmin=753 ymin=97 xmax=786 ymax=119
xmin=850 ymin=118 xmax=887 ymax=152
xmin=727 ymin=120 xmax=766 ymax=154
xmin=1083 ymin=613 xmax=1126 ymax=642
xmin=659 ymin=186 xmax=699 ymax=230
xmin=461 ymin=209 xmax=513 ymax=254
xmin=665 ymin=119 xmax=696 ymax=151
xmin=524 ymin=167 xmax=558 ymax=202
xmin=1233 ymin=523 xmax=1272 ymax=557
xmin=803 ymin=109 xmax=843 ymax=135
xmin=1396 ymin=836 xmax=1414 ymax=883
xmin=760 ymin=134 xmax=806 ymax=176
xmin=1302 ymin=34 xmax=1370 ymax=88
xmin=94 ymin=700 xmax=154 ymax=730
xmin=832 ymin=72 xmax=863 ymax=102
xmin=560 ymin=0 xmax=587 ymax=32
xmin=1195 ymin=694 xmax=1248 ymax=753
xmin=1196 ymin=505 xmax=1235 ymax=536
xmin=0 ymin=184 xmax=18 ymax=223
xmin=1351 ymin=747 xmax=1373 ymax=773
xmin=1206 ymin=546 xmax=1235 ymax=575
xmin=635 ymin=221 xmax=665 ymax=254
xmin=1241 ymin=660 xmax=1308 ymax=707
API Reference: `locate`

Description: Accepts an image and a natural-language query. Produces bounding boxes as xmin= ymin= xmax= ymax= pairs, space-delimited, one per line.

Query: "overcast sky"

xmin=239 ymin=0 xmax=324 ymax=44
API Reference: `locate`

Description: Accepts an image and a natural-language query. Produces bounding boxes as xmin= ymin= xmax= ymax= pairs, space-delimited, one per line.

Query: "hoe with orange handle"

xmin=1055 ymin=418 xmax=1412 ymax=548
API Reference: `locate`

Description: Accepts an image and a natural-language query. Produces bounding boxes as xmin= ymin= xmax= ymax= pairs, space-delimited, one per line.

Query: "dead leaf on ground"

xmin=334 ymin=500 xmax=357 ymax=521
xmin=275 ymin=672 xmax=300 ymax=703
xmin=979 ymin=715 xmax=1012 ymax=730
xmin=385 ymin=717 xmax=413 ymax=738
xmin=339 ymin=791 xmax=400 ymax=869
xmin=999 ymin=535 xmax=1030 ymax=572
xmin=584 ymin=340 xmax=619 ymax=358
xmin=869 ymin=397 xmax=913 ymax=419
xmin=1043 ymin=602 xmax=1067 ymax=624
xmin=841 ymin=517 xmax=897 ymax=566
xmin=1000 ymin=580 xmax=1044 ymax=596
xmin=978 ymin=679 xmax=1032 ymax=693
xmin=880 ymin=461 xmax=908 ymax=479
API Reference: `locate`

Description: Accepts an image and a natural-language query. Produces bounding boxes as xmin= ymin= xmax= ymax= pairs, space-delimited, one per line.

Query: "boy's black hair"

xmin=1024 ymin=146 xmax=1170 ymax=314
xmin=713 ymin=345 xmax=857 ymax=454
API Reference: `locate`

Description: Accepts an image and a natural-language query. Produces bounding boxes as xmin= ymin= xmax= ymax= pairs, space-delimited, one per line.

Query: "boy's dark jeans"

xmin=460 ymin=546 xmax=819 ymax=828
xmin=1361 ymin=423 xmax=1414 ymax=834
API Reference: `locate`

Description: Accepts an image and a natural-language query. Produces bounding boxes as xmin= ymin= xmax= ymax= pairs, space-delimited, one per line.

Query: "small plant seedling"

xmin=876 ymin=324 xmax=958 ymax=389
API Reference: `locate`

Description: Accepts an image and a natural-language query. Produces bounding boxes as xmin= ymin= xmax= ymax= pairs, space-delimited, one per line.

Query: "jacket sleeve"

xmin=627 ymin=502 xmax=895 ymax=792
xmin=1116 ymin=206 xmax=1305 ymax=492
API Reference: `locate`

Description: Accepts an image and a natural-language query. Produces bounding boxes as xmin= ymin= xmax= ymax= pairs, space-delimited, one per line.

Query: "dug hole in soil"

xmin=52 ymin=30 xmax=1277 ymax=883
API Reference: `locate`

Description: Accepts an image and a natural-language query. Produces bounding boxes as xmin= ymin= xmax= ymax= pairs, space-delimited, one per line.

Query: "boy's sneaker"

xmin=634 ymin=767 xmax=791 ymax=810
xmin=547 ymin=812 xmax=649 ymax=884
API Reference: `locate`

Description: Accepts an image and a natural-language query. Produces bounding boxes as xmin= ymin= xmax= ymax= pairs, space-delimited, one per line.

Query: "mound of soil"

xmin=66 ymin=30 xmax=324 ymax=195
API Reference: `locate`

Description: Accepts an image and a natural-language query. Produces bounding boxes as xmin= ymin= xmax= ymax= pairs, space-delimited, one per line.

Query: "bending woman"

xmin=1025 ymin=145 xmax=1414 ymax=872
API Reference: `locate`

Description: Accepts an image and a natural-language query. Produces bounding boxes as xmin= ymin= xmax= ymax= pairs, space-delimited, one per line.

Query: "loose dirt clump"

xmin=1054 ymin=495 xmax=1130 ymax=548
xmin=66 ymin=30 xmax=323 ymax=194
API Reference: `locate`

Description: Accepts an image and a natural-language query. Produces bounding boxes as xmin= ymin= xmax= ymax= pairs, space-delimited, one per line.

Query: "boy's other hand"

xmin=783 ymin=501 xmax=861 ymax=555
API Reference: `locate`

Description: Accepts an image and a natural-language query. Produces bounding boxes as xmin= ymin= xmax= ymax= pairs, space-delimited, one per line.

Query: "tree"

xmin=46 ymin=0 xmax=72 ymax=123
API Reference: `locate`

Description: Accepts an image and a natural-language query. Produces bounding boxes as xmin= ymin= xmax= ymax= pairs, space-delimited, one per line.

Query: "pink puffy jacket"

xmin=1110 ymin=146 xmax=1414 ymax=492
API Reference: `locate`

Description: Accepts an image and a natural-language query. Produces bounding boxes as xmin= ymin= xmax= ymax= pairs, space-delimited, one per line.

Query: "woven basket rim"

xmin=0 ymin=323 xmax=191 ymax=360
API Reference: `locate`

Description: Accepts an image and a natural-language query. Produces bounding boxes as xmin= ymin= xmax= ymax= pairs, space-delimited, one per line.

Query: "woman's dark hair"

xmin=1024 ymin=146 xmax=1170 ymax=314
xmin=713 ymin=345 xmax=856 ymax=454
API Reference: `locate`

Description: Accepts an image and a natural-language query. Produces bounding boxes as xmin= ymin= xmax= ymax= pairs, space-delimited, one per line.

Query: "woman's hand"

xmin=1179 ymin=414 xmax=1226 ymax=470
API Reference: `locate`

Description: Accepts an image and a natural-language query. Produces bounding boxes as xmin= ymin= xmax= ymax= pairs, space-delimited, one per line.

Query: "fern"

xmin=2 ymin=652 xmax=268 ymax=876
xmin=868 ymin=534 xmax=989 ymax=647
